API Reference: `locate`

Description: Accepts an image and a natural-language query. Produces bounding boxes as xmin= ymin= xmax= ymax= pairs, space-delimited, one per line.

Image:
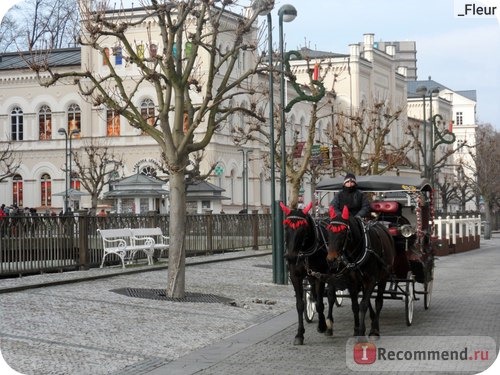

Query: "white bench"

xmin=97 ymin=228 xmax=155 ymax=268
xmin=130 ymin=227 xmax=170 ymax=260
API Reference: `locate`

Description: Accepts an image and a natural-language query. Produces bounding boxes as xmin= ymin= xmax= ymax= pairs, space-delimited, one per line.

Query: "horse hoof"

xmin=369 ymin=330 xmax=380 ymax=339
xmin=355 ymin=335 xmax=368 ymax=343
xmin=325 ymin=328 xmax=333 ymax=336
xmin=294 ymin=337 xmax=304 ymax=345
xmin=317 ymin=324 xmax=327 ymax=333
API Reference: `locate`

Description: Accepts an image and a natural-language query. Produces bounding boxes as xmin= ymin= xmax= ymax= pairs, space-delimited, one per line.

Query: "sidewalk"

xmin=1 ymin=238 xmax=499 ymax=375
xmin=0 ymin=249 xmax=297 ymax=375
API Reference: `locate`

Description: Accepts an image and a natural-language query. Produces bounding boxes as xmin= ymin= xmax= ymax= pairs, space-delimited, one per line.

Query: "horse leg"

xmin=358 ymin=279 xmax=377 ymax=339
xmin=290 ymin=274 xmax=306 ymax=345
xmin=369 ymin=280 xmax=386 ymax=338
xmin=325 ymin=282 xmax=335 ymax=336
xmin=313 ymin=280 xmax=327 ymax=333
xmin=349 ymin=285 xmax=360 ymax=337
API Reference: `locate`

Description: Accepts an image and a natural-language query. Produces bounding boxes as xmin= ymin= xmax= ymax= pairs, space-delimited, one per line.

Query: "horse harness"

xmin=327 ymin=218 xmax=389 ymax=279
xmin=285 ymin=215 xmax=329 ymax=276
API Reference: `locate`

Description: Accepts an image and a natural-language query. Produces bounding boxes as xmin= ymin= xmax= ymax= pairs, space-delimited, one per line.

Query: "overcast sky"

xmin=1 ymin=0 xmax=499 ymax=126
xmin=266 ymin=0 xmax=500 ymax=127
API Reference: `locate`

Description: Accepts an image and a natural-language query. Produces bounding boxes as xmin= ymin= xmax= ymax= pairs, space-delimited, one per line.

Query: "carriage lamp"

xmin=401 ymin=224 xmax=416 ymax=238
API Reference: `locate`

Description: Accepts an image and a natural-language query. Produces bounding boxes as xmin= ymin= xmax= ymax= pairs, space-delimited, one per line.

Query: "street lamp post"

xmin=415 ymin=86 xmax=439 ymax=180
xmin=252 ymin=0 xmax=296 ymax=284
xmin=239 ymin=148 xmax=253 ymax=212
xmin=416 ymin=86 xmax=427 ymax=177
xmin=252 ymin=0 xmax=279 ymax=283
xmin=58 ymin=127 xmax=80 ymax=212
xmin=276 ymin=4 xmax=297 ymax=284
xmin=430 ymin=114 xmax=456 ymax=188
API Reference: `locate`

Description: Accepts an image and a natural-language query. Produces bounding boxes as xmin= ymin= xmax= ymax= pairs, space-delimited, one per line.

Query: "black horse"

xmin=326 ymin=205 xmax=395 ymax=338
xmin=280 ymin=202 xmax=336 ymax=345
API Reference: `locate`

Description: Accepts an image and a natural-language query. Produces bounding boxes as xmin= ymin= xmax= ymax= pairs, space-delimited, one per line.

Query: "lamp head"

xmin=58 ymin=128 xmax=67 ymax=136
xmin=278 ymin=4 xmax=297 ymax=22
xmin=415 ymin=85 xmax=427 ymax=96
xmin=252 ymin=0 xmax=274 ymax=16
xmin=70 ymin=129 xmax=81 ymax=136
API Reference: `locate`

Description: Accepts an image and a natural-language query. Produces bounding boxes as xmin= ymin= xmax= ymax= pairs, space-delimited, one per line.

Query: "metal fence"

xmin=0 ymin=212 xmax=272 ymax=277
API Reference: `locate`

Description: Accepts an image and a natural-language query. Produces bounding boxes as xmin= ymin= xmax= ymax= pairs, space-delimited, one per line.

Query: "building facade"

xmin=0 ymin=7 xmax=477 ymax=214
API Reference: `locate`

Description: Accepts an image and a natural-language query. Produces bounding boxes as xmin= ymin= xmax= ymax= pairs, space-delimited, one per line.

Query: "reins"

xmin=285 ymin=214 xmax=326 ymax=257
xmin=328 ymin=218 xmax=387 ymax=278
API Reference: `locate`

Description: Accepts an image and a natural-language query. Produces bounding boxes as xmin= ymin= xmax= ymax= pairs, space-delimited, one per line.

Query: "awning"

xmin=104 ymin=189 xmax=169 ymax=198
xmin=53 ymin=188 xmax=88 ymax=198
xmin=316 ymin=175 xmax=432 ymax=193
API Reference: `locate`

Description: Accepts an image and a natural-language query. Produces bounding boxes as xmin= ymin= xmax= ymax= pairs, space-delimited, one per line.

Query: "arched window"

xmin=39 ymin=105 xmax=52 ymax=140
xmin=12 ymin=174 xmax=23 ymax=207
xmin=67 ymin=104 xmax=81 ymax=137
xmin=103 ymin=47 xmax=110 ymax=65
xmin=40 ymin=173 xmax=52 ymax=207
xmin=71 ymin=176 xmax=80 ymax=190
xmin=149 ymin=43 xmax=158 ymax=58
xmin=137 ymin=44 xmax=145 ymax=59
xmin=114 ymin=46 xmax=122 ymax=65
xmin=106 ymin=108 xmax=120 ymax=136
xmin=11 ymin=106 xmax=23 ymax=141
xmin=140 ymin=99 xmax=156 ymax=134
xmin=140 ymin=165 xmax=157 ymax=177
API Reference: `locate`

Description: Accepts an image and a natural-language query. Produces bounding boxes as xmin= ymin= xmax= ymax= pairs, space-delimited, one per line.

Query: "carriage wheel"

xmin=405 ymin=272 xmax=414 ymax=326
xmin=424 ymin=278 xmax=433 ymax=310
xmin=303 ymin=289 xmax=315 ymax=323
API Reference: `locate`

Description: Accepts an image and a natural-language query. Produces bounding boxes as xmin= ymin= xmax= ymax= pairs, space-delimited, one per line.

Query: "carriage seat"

xmin=370 ymin=201 xmax=401 ymax=214
xmin=370 ymin=201 xmax=410 ymax=236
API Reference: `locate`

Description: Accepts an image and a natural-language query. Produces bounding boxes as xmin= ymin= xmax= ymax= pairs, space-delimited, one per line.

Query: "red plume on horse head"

xmin=342 ymin=205 xmax=350 ymax=220
xmin=280 ymin=202 xmax=313 ymax=216
xmin=329 ymin=206 xmax=337 ymax=219
xmin=302 ymin=202 xmax=313 ymax=215
xmin=279 ymin=202 xmax=291 ymax=216
xmin=329 ymin=205 xmax=350 ymax=220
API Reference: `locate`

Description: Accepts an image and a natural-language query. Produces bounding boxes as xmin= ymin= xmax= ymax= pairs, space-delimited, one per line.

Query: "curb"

xmin=0 ymin=250 xmax=272 ymax=294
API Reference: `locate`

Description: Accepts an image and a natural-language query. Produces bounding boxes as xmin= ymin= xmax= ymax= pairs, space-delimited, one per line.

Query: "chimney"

xmin=362 ymin=33 xmax=374 ymax=61
xmin=385 ymin=45 xmax=396 ymax=57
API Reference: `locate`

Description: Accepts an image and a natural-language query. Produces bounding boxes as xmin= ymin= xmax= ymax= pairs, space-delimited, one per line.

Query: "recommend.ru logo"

xmin=346 ymin=336 xmax=497 ymax=372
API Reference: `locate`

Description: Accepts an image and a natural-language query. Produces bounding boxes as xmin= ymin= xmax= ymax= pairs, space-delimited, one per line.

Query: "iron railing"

xmin=0 ymin=212 xmax=271 ymax=277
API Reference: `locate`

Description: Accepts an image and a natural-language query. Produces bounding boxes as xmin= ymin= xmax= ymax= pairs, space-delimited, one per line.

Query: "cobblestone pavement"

xmin=1 ymin=238 xmax=499 ymax=375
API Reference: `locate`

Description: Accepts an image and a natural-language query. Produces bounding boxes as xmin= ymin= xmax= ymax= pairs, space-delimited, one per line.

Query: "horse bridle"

xmin=284 ymin=214 xmax=326 ymax=258
xmin=327 ymin=217 xmax=373 ymax=274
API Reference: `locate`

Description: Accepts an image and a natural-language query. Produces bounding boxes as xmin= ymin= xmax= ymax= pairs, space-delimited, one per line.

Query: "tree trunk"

xmin=484 ymin=202 xmax=493 ymax=239
xmin=166 ymin=170 xmax=187 ymax=298
xmin=91 ymin=194 xmax=98 ymax=209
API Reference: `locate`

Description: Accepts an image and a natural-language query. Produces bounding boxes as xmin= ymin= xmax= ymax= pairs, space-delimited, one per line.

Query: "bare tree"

xmin=454 ymin=162 xmax=477 ymax=212
xmin=434 ymin=177 xmax=458 ymax=214
xmin=0 ymin=141 xmax=20 ymax=182
xmin=27 ymin=1 xmax=269 ymax=297
xmin=0 ymin=0 xmax=80 ymax=52
xmin=72 ymin=138 xmax=123 ymax=209
xmin=0 ymin=12 xmax=18 ymax=52
xmin=469 ymin=124 xmax=500 ymax=236
xmin=231 ymin=52 xmax=330 ymax=209
xmin=331 ymin=100 xmax=411 ymax=175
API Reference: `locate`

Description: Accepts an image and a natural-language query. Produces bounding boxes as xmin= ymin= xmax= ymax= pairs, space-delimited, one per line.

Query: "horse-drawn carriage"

xmin=315 ymin=175 xmax=435 ymax=326
xmin=280 ymin=176 xmax=435 ymax=345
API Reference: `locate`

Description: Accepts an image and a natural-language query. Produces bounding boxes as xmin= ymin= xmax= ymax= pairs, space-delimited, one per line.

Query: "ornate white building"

xmin=0 ymin=6 xmax=477 ymax=214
